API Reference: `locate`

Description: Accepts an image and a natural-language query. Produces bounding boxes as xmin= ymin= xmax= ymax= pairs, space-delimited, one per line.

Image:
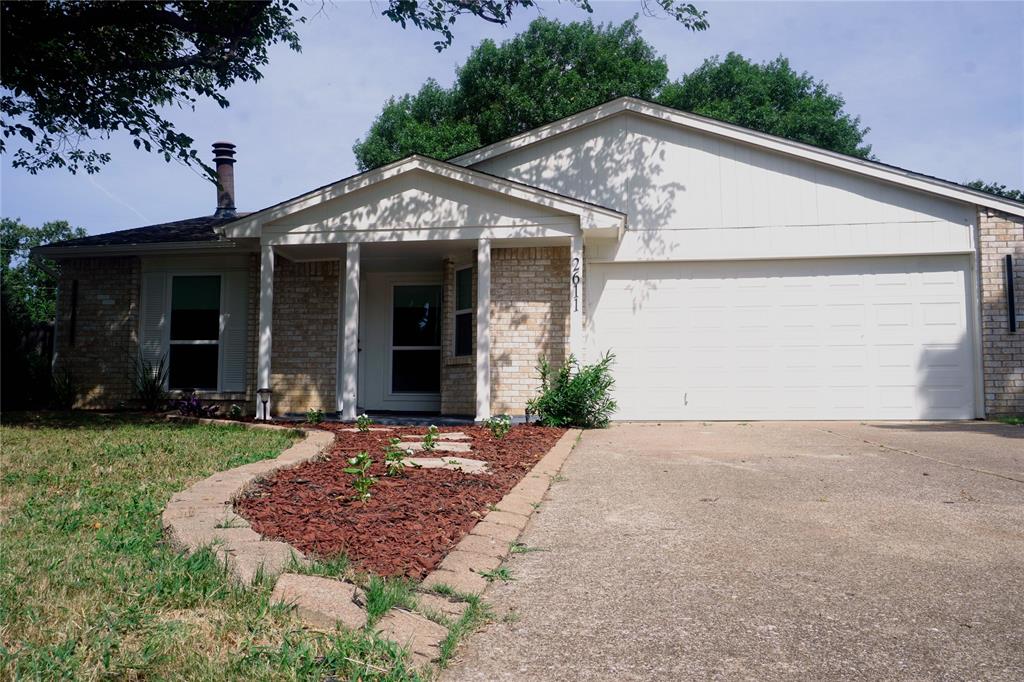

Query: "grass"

xmin=0 ymin=412 xmax=422 ymax=681
xmin=478 ymin=566 xmax=514 ymax=583
xmin=993 ymin=415 xmax=1024 ymax=426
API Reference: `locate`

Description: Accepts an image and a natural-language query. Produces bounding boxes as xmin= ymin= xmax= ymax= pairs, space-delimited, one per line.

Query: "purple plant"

xmin=177 ymin=391 xmax=219 ymax=418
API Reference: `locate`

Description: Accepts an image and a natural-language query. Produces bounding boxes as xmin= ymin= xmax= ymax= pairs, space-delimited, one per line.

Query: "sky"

xmin=1 ymin=1 xmax=1022 ymax=235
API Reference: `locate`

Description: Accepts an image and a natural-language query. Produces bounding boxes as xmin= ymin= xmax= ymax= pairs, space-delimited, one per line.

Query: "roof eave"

xmin=33 ymin=239 xmax=252 ymax=260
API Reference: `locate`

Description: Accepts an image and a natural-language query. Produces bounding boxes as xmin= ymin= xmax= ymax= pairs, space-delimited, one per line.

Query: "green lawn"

xmin=0 ymin=413 xmax=421 ymax=680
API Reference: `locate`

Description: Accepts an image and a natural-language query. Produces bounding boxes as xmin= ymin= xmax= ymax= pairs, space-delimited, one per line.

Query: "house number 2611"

xmin=571 ymin=257 xmax=581 ymax=312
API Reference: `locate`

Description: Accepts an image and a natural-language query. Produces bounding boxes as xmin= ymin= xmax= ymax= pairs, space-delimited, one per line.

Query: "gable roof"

xmin=450 ymin=96 xmax=1024 ymax=218
xmin=223 ymin=154 xmax=627 ymax=239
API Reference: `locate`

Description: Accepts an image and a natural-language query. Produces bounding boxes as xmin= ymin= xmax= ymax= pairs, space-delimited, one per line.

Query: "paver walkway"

xmin=443 ymin=421 xmax=1024 ymax=681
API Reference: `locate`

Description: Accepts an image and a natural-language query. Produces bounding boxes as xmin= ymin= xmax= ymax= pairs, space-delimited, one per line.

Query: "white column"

xmin=256 ymin=244 xmax=274 ymax=419
xmin=475 ymin=238 xmax=492 ymax=421
xmin=569 ymin=234 xmax=584 ymax=360
xmin=341 ymin=242 xmax=360 ymax=420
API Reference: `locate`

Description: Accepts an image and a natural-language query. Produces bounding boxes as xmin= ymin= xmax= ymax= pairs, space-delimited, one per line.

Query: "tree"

xmin=354 ymin=21 xmax=875 ymax=170
xmin=657 ymin=53 xmax=872 ymax=158
xmin=1 ymin=218 xmax=86 ymax=325
xmin=354 ymin=17 xmax=676 ymax=170
xmin=965 ymin=180 xmax=1023 ymax=203
xmin=2 ymin=1 xmax=704 ymax=176
xmin=1 ymin=1 xmax=303 ymax=175
xmin=382 ymin=0 xmax=708 ymax=51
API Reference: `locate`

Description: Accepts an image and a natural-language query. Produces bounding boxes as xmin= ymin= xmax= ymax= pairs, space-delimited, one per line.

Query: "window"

xmin=454 ymin=267 xmax=472 ymax=356
xmin=168 ymin=275 xmax=221 ymax=390
xmin=391 ymin=285 xmax=441 ymax=393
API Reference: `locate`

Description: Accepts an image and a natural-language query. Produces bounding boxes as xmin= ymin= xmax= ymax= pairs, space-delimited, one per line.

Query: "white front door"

xmin=587 ymin=255 xmax=977 ymax=420
xmin=357 ymin=273 xmax=442 ymax=412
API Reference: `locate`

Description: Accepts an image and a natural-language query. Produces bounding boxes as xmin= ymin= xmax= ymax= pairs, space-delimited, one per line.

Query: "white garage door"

xmin=587 ymin=256 xmax=976 ymax=420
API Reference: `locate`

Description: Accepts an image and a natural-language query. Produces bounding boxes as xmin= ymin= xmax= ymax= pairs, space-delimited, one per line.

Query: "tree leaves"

xmin=0 ymin=1 xmax=303 ymax=175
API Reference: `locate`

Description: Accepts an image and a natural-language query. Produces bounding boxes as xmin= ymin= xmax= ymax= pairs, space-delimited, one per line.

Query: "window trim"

xmin=454 ymin=266 xmax=473 ymax=357
xmin=166 ymin=273 xmax=224 ymax=392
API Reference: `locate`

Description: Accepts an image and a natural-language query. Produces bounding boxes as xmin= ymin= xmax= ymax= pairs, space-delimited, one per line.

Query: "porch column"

xmin=569 ymin=234 xmax=584 ymax=359
xmin=475 ymin=237 xmax=491 ymax=421
xmin=340 ymin=242 xmax=360 ymax=420
xmin=256 ymin=243 xmax=274 ymax=419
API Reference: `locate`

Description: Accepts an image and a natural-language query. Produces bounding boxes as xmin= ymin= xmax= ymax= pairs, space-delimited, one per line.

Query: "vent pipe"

xmin=213 ymin=141 xmax=236 ymax=218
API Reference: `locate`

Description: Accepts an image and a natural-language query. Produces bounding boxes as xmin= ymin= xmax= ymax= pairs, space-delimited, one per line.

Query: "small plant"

xmin=526 ymin=352 xmax=617 ymax=428
xmin=133 ymin=354 xmax=168 ymax=411
xmin=176 ymin=390 xmax=218 ymax=418
xmin=50 ymin=367 xmax=76 ymax=410
xmin=485 ymin=414 xmax=512 ymax=439
xmin=422 ymin=424 xmax=440 ymax=452
xmin=343 ymin=450 xmax=377 ymax=501
xmin=479 ymin=566 xmax=514 ymax=583
xmin=227 ymin=403 xmax=243 ymax=420
xmin=356 ymin=412 xmax=374 ymax=432
xmin=306 ymin=407 xmax=324 ymax=424
xmin=384 ymin=437 xmax=410 ymax=476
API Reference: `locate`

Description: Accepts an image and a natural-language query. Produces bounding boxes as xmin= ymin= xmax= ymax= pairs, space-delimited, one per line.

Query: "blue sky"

xmin=2 ymin=1 xmax=1021 ymax=235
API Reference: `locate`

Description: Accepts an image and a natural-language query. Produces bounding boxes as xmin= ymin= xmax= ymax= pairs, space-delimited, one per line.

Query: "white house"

xmin=37 ymin=97 xmax=1024 ymax=421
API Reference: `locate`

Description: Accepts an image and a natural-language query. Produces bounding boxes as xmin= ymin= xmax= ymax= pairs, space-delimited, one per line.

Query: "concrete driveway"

xmin=443 ymin=422 xmax=1024 ymax=681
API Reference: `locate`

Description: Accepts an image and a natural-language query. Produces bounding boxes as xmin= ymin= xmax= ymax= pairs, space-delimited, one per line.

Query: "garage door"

xmin=587 ymin=256 xmax=976 ymax=420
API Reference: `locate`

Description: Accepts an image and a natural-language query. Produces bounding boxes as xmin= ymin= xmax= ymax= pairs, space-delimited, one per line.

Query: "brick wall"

xmin=489 ymin=246 xmax=569 ymax=416
xmin=270 ymin=258 xmax=339 ymax=415
xmin=978 ymin=208 xmax=1024 ymax=415
xmin=441 ymin=258 xmax=476 ymax=415
xmin=54 ymin=257 xmax=140 ymax=408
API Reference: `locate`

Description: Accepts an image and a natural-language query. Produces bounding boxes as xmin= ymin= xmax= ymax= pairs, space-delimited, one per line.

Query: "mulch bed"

xmin=234 ymin=424 xmax=566 ymax=579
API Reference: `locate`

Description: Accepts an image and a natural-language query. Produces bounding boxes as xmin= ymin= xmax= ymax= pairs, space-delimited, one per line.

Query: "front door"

xmin=356 ymin=273 xmax=442 ymax=412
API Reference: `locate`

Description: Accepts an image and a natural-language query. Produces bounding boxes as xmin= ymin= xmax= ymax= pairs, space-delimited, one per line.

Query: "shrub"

xmin=227 ymin=403 xmax=244 ymax=420
xmin=306 ymin=407 xmax=324 ymax=424
xmin=177 ymin=391 xmax=219 ymax=418
xmin=133 ymin=354 xmax=168 ymax=411
xmin=526 ymin=352 xmax=617 ymax=428
xmin=355 ymin=412 xmax=373 ymax=432
xmin=485 ymin=414 xmax=512 ymax=439
xmin=50 ymin=367 xmax=76 ymax=410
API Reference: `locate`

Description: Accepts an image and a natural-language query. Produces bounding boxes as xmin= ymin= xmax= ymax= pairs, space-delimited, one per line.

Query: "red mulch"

xmin=234 ymin=424 xmax=566 ymax=579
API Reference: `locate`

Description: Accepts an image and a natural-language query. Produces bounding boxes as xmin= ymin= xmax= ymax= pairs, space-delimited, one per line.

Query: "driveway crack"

xmin=814 ymin=427 xmax=1024 ymax=484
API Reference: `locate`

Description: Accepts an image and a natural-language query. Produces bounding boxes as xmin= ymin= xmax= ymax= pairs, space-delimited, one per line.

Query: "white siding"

xmin=264 ymin=169 xmax=577 ymax=237
xmin=472 ymin=112 xmax=975 ymax=261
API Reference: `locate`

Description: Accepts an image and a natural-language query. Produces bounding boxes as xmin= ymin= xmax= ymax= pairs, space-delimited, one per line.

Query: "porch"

xmin=219 ymin=155 xmax=625 ymax=420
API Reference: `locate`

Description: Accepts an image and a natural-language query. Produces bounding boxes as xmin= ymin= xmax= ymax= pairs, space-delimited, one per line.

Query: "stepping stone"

xmin=416 ymin=592 xmax=469 ymax=622
xmin=405 ymin=457 xmax=490 ymax=474
xmin=398 ymin=441 xmax=472 ymax=453
xmin=271 ymin=573 xmax=367 ymax=631
xmin=409 ymin=432 xmax=469 ymax=440
xmin=375 ymin=607 xmax=449 ymax=670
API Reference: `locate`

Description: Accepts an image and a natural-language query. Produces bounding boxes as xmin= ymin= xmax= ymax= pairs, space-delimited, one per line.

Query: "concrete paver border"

xmin=160 ymin=418 xmax=580 ymax=672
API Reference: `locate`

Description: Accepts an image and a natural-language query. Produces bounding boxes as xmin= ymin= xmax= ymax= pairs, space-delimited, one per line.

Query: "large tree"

xmin=965 ymin=180 xmax=1023 ymax=202
xmin=657 ymin=53 xmax=871 ymax=158
xmin=354 ymin=17 xmax=675 ymax=170
xmin=1 ymin=218 xmax=86 ymax=325
xmin=1 ymin=1 xmax=705 ymax=176
xmin=355 ymin=21 xmax=875 ymax=169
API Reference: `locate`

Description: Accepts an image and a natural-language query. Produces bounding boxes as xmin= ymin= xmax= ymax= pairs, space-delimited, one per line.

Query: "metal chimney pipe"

xmin=212 ymin=141 xmax=236 ymax=218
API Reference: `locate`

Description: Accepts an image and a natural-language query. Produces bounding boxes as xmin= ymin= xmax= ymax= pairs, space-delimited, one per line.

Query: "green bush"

xmin=133 ymin=354 xmax=168 ymax=411
xmin=526 ymin=352 xmax=617 ymax=428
